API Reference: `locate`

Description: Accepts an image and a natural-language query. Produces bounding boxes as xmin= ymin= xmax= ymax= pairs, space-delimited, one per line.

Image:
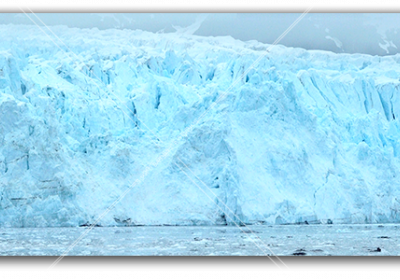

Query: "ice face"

xmin=1 ymin=24 xmax=400 ymax=227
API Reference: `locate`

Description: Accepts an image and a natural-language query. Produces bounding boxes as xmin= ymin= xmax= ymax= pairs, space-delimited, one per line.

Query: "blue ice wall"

xmin=1 ymin=25 xmax=400 ymax=227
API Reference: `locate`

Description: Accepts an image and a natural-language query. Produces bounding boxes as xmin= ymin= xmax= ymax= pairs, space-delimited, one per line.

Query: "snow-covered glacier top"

xmin=1 ymin=24 xmax=400 ymax=227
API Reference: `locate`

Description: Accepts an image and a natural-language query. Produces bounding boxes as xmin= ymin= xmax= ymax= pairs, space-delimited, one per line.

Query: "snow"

xmin=325 ymin=35 xmax=343 ymax=50
xmin=1 ymin=24 xmax=400 ymax=228
xmin=379 ymin=40 xmax=398 ymax=54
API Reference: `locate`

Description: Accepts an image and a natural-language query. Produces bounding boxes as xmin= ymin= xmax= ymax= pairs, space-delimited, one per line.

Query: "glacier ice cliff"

xmin=1 ymin=24 xmax=400 ymax=227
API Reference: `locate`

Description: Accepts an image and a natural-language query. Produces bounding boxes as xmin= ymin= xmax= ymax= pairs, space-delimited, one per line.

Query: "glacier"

xmin=1 ymin=24 xmax=400 ymax=228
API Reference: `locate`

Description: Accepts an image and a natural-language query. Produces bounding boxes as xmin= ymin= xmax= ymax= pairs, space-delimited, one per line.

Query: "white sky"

xmin=1 ymin=13 xmax=400 ymax=55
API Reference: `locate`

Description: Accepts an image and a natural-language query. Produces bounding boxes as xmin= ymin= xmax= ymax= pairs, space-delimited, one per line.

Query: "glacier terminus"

xmin=1 ymin=23 xmax=400 ymax=235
